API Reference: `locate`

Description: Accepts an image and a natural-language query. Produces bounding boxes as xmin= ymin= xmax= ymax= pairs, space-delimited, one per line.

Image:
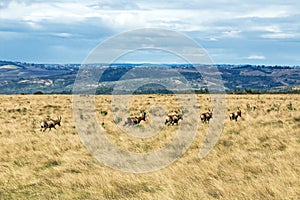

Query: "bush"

xmin=33 ymin=91 xmax=44 ymax=95
xmin=245 ymin=88 xmax=260 ymax=94
xmin=287 ymin=102 xmax=294 ymax=110
xmin=100 ymin=110 xmax=108 ymax=116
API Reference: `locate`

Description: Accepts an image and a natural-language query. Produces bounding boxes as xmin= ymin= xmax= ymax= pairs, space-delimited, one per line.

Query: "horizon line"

xmin=0 ymin=60 xmax=299 ymax=67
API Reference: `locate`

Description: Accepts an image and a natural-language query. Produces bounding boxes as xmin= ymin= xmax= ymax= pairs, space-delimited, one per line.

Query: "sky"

xmin=0 ymin=0 xmax=300 ymax=65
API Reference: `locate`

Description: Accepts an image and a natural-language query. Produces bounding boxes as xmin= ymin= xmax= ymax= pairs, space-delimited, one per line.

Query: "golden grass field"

xmin=0 ymin=94 xmax=299 ymax=199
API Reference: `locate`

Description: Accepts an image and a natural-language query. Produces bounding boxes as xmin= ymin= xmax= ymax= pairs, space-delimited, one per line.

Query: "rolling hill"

xmin=0 ymin=61 xmax=299 ymax=94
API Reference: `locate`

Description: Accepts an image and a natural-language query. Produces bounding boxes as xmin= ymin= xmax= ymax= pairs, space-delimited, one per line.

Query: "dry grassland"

xmin=0 ymin=94 xmax=299 ymax=199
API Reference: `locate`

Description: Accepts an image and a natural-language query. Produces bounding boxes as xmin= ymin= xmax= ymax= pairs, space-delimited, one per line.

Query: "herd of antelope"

xmin=40 ymin=108 xmax=242 ymax=131
xmin=120 ymin=108 xmax=242 ymax=127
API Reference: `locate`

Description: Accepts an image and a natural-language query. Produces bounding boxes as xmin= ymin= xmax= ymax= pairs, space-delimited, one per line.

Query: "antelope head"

xmin=56 ymin=116 xmax=62 ymax=126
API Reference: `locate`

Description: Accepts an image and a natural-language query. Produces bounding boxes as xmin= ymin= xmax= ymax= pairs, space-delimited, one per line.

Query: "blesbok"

xmin=200 ymin=109 xmax=213 ymax=123
xmin=124 ymin=111 xmax=146 ymax=126
xmin=40 ymin=116 xmax=62 ymax=132
xmin=165 ymin=113 xmax=183 ymax=126
xmin=229 ymin=108 xmax=242 ymax=121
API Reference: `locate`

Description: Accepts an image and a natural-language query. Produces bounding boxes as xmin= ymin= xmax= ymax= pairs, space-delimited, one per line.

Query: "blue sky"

xmin=0 ymin=0 xmax=300 ymax=65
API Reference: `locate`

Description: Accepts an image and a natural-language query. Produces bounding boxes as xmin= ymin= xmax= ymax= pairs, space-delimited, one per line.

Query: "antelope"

xmin=124 ymin=111 xmax=146 ymax=126
xmin=200 ymin=109 xmax=213 ymax=123
xmin=40 ymin=116 xmax=61 ymax=132
xmin=229 ymin=108 xmax=242 ymax=121
xmin=165 ymin=113 xmax=183 ymax=126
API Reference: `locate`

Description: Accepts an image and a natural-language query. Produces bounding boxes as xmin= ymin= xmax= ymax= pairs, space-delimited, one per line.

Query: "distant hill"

xmin=0 ymin=61 xmax=299 ymax=94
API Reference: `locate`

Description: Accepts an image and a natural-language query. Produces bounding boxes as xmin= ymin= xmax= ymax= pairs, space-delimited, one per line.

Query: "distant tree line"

xmin=28 ymin=87 xmax=300 ymax=95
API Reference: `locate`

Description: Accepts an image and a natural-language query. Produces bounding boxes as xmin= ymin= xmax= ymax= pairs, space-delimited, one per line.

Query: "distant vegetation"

xmin=33 ymin=91 xmax=44 ymax=95
xmin=0 ymin=60 xmax=299 ymax=94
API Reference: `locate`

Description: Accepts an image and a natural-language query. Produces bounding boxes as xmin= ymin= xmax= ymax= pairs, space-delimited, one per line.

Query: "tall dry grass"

xmin=0 ymin=94 xmax=299 ymax=199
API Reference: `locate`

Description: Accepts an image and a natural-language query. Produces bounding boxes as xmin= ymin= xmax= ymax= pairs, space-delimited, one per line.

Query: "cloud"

xmin=0 ymin=0 xmax=300 ymax=64
xmin=51 ymin=32 xmax=73 ymax=38
xmin=261 ymin=33 xmax=297 ymax=39
xmin=87 ymin=0 xmax=140 ymax=10
xmin=247 ymin=55 xmax=266 ymax=60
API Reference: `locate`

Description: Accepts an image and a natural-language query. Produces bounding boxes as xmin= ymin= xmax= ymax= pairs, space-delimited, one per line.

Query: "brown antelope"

xmin=124 ymin=111 xmax=146 ymax=126
xmin=40 ymin=116 xmax=62 ymax=132
xmin=229 ymin=108 xmax=242 ymax=121
xmin=165 ymin=113 xmax=183 ymax=126
xmin=200 ymin=109 xmax=213 ymax=123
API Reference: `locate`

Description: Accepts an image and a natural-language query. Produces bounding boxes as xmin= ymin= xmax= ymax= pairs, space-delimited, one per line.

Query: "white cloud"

xmin=51 ymin=32 xmax=73 ymax=38
xmin=1 ymin=0 xmax=300 ymax=64
xmin=261 ymin=33 xmax=296 ymax=39
xmin=251 ymin=25 xmax=282 ymax=33
xmin=1 ymin=1 xmax=299 ymax=36
xmin=221 ymin=30 xmax=242 ymax=38
xmin=247 ymin=55 xmax=266 ymax=60
xmin=237 ymin=8 xmax=290 ymax=19
xmin=26 ymin=21 xmax=42 ymax=29
xmin=0 ymin=1 xmax=98 ymax=23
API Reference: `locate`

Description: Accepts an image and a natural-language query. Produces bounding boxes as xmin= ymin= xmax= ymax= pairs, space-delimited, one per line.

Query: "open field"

xmin=0 ymin=94 xmax=299 ymax=199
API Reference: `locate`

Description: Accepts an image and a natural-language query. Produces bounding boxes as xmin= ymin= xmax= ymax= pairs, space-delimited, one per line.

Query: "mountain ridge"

xmin=0 ymin=60 xmax=299 ymax=94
